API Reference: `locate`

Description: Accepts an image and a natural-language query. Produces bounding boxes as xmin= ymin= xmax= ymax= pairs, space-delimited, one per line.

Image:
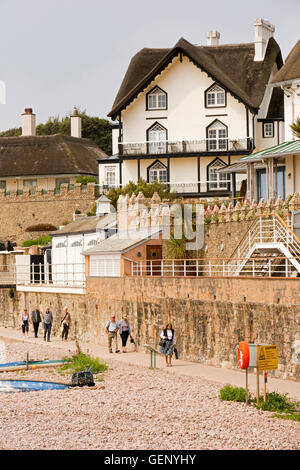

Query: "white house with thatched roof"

xmin=98 ymin=19 xmax=284 ymax=200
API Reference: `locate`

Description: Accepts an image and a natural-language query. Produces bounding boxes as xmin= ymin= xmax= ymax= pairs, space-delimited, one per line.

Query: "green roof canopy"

xmin=239 ymin=140 xmax=300 ymax=162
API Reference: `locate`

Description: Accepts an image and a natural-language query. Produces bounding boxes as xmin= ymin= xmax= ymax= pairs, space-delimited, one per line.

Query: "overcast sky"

xmin=0 ymin=0 xmax=299 ymax=130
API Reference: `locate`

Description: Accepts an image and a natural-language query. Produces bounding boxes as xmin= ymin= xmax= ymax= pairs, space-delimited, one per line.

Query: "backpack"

xmin=71 ymin=369 xmax=95 ymax=387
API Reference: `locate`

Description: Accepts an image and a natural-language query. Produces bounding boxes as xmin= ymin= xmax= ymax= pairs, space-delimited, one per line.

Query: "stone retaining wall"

xmin=2 ymin=276 xmax=299 ymax=380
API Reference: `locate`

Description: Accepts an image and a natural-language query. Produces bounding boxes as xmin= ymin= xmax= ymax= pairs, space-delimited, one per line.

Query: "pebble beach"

xmin=0 ymin=340 xmax=299 ymax=450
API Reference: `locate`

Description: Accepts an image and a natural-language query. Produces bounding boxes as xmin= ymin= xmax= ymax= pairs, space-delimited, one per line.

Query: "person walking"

xmin=60 ymin=306 xmax=71 ymax=341
xmin=118 ymin=313 xmax=131 ymax=353
xmin=31 ymin=307 xmax=41 ymax=338
xmin=105 ymin=313 xmax=120 ymax=353
xmin=21 ymin=308 xmax=30 ymax=337
xmin=159 ymin=323 xmax=176 ymax=367
xmin=43 ymin=307 xmax=53 ymax=342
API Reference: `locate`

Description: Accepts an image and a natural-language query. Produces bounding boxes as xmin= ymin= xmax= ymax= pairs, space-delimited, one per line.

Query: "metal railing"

xmin=98 ymin=179 xmax=242 ymax=195
xmin=14 ymin=263 xmax=85 ymax=287
xmin=227 ymin=215 xmax=300 ymax=276
xmin=129 ymin=256 xmax=300 ymax=278
xmin=120 ymin=137 xmax=253 ymax=156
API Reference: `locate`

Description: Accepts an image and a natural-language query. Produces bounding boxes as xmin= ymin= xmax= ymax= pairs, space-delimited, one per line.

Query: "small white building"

xmin=98 ymin=19 xmax=284 ymax=200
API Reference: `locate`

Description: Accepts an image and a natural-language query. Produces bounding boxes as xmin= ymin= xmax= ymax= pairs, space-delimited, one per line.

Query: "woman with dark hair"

xmin=159 ymin=323 xmax=175 ymax=367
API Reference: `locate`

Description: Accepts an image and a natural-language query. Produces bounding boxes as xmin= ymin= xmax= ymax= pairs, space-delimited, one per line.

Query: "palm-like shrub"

xmin=290 ymin=117 xmax=300 ymax=139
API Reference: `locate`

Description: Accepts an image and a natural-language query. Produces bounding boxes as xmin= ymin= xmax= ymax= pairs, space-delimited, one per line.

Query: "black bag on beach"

xmin=174 ymin=347 xmax=178 ymax=359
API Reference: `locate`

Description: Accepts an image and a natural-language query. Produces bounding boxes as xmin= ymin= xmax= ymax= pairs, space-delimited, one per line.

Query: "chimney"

xmin=254 ymin=18 xmax=275 ymax=62
xmin=70 ymin=107 xmax=82 ymax=138
xmin=21 ymin=108 xmax=36 ymax=136
xmin=206 ymin=31 xmax=220 ymax=46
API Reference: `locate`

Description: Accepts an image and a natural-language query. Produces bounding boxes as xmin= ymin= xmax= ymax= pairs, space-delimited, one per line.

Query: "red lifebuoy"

xmin=238 ymin=341 xmax=249 ymax=369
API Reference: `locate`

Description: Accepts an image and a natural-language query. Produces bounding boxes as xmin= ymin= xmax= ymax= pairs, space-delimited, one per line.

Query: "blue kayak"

xmin=0 ymin=379 xmax=69 ymax=392
xmin=0 ymin=359 xmax=66 ymax=368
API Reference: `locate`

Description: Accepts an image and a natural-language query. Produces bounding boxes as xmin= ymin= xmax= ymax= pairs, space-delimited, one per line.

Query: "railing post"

xmin=285 ymin=258 xmax=289 ymax=278
xmin=268 ymin=259 xmax=271 ymax=277
xmin=273 ymin=217 xmax=276 ymax=243
xmin=260 ymin=217 xmax=262 ymax=243
xmin=184 ymin=260 xmax=186 ymax=277
xmin=209 ymin=261 xmax=211 ymax=277
xmin=252 ymin=259 xmax=255 ymax=277
xmin=172 ymin=260 xmax=175 ymax=277
xmin=161 ymin=260 xmax=163 ymax=277
xmin=196 ymin=260 xmax=198 ymax=277
xmin=150 ymin=260 xmax=153 ymax=277
xmin=222 ymin=260 xmax=225 ymax=277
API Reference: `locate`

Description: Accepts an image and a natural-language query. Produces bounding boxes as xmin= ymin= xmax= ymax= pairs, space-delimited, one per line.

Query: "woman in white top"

xmin=160 ymin=323 xmax=175 ymax=367
xmin=21 ymin=308 xmax=30 ymax=337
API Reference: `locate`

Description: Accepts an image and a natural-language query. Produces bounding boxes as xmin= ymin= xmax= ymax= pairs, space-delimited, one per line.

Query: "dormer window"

xmin=205 ymin=84 xmax=226 ymax=108
xmin=146 ymin=87 xmax=167 ymax=110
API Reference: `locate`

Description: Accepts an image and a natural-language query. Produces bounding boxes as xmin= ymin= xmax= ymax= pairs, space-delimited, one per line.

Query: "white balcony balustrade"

xmin=120 ymin=138 xmax=253 ymax=156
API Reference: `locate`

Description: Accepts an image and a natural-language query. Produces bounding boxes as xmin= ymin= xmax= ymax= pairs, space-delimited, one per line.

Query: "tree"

xmin=0 ymin=110 xmax=112 ymax=155
xmin=290 ymin=117 xmax=300 ymax=139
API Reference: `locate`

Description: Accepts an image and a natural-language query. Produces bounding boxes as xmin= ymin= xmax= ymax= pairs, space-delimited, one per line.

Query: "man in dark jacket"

xmin=43 ymin=307 xmax=53 ymax=342
xmin=31 ymin=307 xmax=42 ymax=338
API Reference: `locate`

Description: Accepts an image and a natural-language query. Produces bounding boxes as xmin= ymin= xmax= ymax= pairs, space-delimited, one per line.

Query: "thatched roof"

xmin=0 ymin=134 xmax=106 ymax=177
xmin=272 ymin=40 xmax=300 ymax=84
xmin=53 ymin=213 xmax=116 ymax=236
xmin=108 ymin=37 xmax=283 ymax=118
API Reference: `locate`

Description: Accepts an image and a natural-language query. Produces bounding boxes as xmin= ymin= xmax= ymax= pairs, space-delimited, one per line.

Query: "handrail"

xmin=229 ymin=218 xmax=257 ymax=259
xmin=275 ymin=213 xmax=300 ymax=246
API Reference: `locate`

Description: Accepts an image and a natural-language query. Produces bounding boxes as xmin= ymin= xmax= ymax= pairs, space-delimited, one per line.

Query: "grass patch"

xmin=59 ymin=353 xmax=107 ymax=374
xmin=219 ymin=384 xmax=298 ymax=420
xmin=219 ymin=384 xmax=247 ymax=402
xmin=272 ymin=413 xmax=300 ymax=422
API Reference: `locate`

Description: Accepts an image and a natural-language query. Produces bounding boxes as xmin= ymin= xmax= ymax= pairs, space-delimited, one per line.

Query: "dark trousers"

xmin=21 ymin=320 xmax=29 ymax=334
xmin=120 ymin=331 xmax=129 ymax=347
xmin=43 ymin=323 xmax=52 ymax=341
xmin=33 ymin=322 xmax=40 ymax=337
xmin=61 ymin=323 xmax=69 ymax=340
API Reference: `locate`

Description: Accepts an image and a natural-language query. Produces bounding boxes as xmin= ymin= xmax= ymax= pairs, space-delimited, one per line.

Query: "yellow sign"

xmin=257 ymin=345 xmax=278 ymax=371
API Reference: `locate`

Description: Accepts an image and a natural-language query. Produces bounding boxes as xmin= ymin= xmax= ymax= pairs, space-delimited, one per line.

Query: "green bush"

xmin=22 ymin=236 xmax=51 ymax=247
xmin=272 ymin=413 xmax=300 ymax=422
xmin=76 ymin=176 xmax=98 ymax=185
xmin=219 ymin=384 xmax=248 ymax=402
xmin=255 ymin=391 xmax=296 ymax=413
xmin=60 ymin=353 xmax=107 ymax=374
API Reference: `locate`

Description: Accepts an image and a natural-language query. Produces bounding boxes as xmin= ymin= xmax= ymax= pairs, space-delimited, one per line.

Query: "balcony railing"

xmin=14 ymin=263 xmax=85 ymax=287
xmin=98 ymin=179 xmax=242 ymax=195
xmin=120 ymin=137 xmax=253 ymax=156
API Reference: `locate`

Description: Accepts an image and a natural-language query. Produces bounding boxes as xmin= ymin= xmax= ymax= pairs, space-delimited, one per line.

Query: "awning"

xmin=218 ymin=140 xmax=300 ymax=174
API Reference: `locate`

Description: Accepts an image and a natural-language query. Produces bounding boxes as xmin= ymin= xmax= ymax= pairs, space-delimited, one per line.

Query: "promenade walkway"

xmin=0 ymin=326 xmax=299 ymax=400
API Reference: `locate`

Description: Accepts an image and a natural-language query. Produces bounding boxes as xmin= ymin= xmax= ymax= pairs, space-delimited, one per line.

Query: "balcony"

xmin=120 ymin=137 xmax=253 ymax=157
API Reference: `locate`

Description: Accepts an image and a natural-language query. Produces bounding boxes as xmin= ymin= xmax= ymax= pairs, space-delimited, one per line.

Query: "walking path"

xmin=0 ymin=326 xmax=299 ymax=400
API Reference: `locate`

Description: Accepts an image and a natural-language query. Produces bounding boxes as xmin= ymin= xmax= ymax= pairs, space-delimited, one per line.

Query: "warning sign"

xmin=257 ymin=345 xmax=278 ymax=371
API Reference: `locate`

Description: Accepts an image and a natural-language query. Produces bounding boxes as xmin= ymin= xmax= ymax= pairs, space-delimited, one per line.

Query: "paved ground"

xmin=0 ymin=326 xmax=299 ymax=400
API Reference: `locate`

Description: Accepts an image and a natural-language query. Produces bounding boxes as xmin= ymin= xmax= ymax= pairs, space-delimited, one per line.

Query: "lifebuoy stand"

xmin=238 ymin=342 xmax=250 ymax=405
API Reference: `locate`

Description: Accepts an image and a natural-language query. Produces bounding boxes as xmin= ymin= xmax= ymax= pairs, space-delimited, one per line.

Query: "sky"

xmin=0 ymin=0 xmax=299 ymax=130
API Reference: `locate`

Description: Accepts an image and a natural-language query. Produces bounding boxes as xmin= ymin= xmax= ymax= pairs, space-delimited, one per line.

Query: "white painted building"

xmin=220 ymin=39 xmax=300 ymax=202
xmin=98 ymin=19 xmax=284 ymax=199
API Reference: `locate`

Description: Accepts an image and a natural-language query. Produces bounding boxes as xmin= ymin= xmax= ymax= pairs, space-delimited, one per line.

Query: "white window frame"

xmin=207 ymin=121 xmax=228 ymax=151
xmin=104 ymin=166 xmax=116 ymax=187
xmin=208 ymin=159 xmax=228 ymax=191
xmin=148 ymin=123 xmax=167 ymax=154
xmin=23 ymin=179 xmax=37 ymax=188
xmin=148 ymin=161 xmax=168 ymax=183
xmin=206 ymin=84 xmax=226 ymax=108
xmin=263 ymin=122 xmax=274 ymax=138
xmin=147 ymin=87 xmax=167 ymax=110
